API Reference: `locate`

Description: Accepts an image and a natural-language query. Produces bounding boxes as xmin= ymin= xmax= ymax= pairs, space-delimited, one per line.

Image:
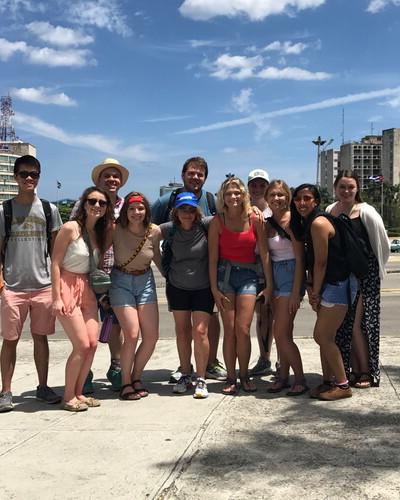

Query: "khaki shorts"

xmin=1 ymin=287 xmax=55 ymax=341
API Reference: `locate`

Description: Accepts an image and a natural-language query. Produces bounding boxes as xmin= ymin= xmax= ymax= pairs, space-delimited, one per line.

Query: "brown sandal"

xmin=222 ymin=378 xmax=237 ymax=396
xmin=132 ymin=379 xmax=149 ymax=398
xmin=354 ymin=373 xmax=371 ymax=389
xmin=119 ymin=384 xmax=141 ymax=401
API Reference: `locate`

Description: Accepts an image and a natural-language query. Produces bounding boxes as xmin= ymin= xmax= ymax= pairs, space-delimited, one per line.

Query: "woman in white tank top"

xmin=265 ymin=180 xmax=307 ymax=396
xmin=51 ymin=186 xmax=113 ymax=412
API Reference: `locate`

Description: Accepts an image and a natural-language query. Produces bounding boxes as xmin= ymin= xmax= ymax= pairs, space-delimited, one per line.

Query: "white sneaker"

xmin=193 ymin=378 xmax=208 ymax=399
xmin=173 ymin=375 xmax=193 ymax=394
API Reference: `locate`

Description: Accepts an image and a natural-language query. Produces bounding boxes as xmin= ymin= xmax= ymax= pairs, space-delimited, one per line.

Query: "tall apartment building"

xmin=382 ymin=128 xmax=400 ymax=186
xmin=0 ymin=95 xmax=37 ymax=201
xmin=320 ymin=149 xmax=340 ymax=196
xmin=339 ymin=135 xmax=382 ymax=190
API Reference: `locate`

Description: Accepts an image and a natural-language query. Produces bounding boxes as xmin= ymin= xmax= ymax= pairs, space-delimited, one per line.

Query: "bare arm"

xmin=151 ymin=225 xmax=163 ymax=274
xmin=310 ymin=217 xmax=334 ymax=311
xmin=208 ymin=216 xmax=228 ymax=311
xmin=288 ymin=228 xmax=305 ymax=314
xmin=51 ymin=221 xmax=76 ymax=316
xmin=254 ymin=218 xmax=273 ymax=303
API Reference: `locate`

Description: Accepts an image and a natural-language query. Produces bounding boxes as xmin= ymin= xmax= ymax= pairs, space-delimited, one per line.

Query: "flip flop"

xmin=286 ymin=384 xmax=309 ymax=397
xmin=132 ymin=379 xmax=149 ymax=398
xmin=267 ymin=379 xmax=290 ymax=394
xmin=222 ymin=378 xmax=237 ymax=396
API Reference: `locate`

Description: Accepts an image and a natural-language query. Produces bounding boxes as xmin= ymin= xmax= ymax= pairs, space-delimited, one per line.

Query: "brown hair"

xmin=265 ymin=179 xmax=292 ymax=207
xmin=117 ymin=192 xmax=151 ymax=228
xmin=334 ymin=169 xmax=363 ymax=202
xmin=170 ymin=205 xmax=203 ymax=225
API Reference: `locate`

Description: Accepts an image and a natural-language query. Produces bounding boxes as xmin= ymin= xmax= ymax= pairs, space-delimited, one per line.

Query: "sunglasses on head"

xmin=87 ymin=198 xmax=108 ymax=207
xmin=17 ymin=170 xmax=40 ymax=179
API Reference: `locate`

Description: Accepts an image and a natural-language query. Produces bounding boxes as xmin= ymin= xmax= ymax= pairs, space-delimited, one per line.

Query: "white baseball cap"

xmin=248 ymin=169 xmax=270 ymax=184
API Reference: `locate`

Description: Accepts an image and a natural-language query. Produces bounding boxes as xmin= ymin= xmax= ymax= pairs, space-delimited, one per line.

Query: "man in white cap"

xmin=71 ymin=158 xmax=129 ymax=392
xmin=247 ymin=169 xmax=275 ymax=377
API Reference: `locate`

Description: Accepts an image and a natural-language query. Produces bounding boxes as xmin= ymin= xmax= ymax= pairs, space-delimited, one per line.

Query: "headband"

xmin=128 ymin=195 xmax=144 ymax=203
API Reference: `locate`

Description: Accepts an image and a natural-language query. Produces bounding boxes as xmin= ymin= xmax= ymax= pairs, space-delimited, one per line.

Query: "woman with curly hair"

xmin=326 ymin=170 xmax=390 ymax=387
xmin=109 ymin=192 xmax=162 ymax=401
xmin=208 ymin=176 xmax=272 ymax=395
xmin=52 ymin=186 xmax=113 ymax=412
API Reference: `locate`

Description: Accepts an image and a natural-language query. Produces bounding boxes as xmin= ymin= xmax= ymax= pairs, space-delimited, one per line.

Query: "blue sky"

xmin=1 ymin=0 xmax=400 ymax=201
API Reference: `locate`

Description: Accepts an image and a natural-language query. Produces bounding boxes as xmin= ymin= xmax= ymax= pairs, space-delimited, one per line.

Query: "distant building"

xmin=320 ymin=149 xmax=340 ymax=196
xmin=159 ymin=181 xmax=183 ymax=196
xmin=0 ymin=96 xmax=36 ymax=201
xmin=382 ymin=128 xmax=400 ymax=186
xmin=340 ymin=135 xmax=382 ymax=190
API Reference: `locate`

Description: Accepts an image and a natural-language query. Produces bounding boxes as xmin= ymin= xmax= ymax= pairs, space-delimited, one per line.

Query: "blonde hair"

xmin=265 ymin=179 xmax=292 ymax=208
xmin=216 ymin=176 xmax=250 ymax=218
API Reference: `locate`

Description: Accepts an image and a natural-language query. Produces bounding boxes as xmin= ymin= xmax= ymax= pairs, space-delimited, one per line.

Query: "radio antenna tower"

xmin=0 ymin=95 xmax=18 ymax=142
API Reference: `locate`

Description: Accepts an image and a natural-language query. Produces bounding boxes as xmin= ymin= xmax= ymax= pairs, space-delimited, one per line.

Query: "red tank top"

xmin=219 ymin=216 xmax=257 ymax=263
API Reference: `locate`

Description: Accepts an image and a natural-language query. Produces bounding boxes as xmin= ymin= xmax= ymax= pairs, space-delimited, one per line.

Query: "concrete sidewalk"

xmin=1 ymin=338 xmax=399 ymax=499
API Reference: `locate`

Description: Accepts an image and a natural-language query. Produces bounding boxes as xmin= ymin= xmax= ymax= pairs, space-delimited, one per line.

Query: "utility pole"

xmin=312 ymin=136 xmax=326 ymax=186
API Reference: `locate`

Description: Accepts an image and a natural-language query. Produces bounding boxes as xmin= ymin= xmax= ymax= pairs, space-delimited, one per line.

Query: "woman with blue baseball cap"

xmin=158 ymin=192 xmax=215 ymax=399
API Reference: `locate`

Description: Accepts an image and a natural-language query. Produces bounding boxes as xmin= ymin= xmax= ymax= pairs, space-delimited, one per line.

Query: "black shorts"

xmin=166 ymin=282 xmax=215 ymax=315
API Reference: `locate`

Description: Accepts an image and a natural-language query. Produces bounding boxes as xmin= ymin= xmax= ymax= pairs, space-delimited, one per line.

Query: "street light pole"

xmin=312 ymin=136 xmax=326 ymax=186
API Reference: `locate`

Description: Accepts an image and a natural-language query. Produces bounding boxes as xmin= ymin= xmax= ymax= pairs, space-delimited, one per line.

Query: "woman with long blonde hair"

xmin=208 ymin=176 xmax=272 ymax=395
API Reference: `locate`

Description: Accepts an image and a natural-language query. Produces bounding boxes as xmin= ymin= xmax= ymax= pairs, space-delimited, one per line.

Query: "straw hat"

xmin=91 ymin=158 xmax=129 ymax=187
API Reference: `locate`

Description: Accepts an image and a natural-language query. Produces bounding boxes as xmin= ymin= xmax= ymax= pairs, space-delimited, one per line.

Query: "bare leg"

xmin=235 ymin=294 xmax=256 ymax=391
xmin=207 ymin=313 xmax=220 ymax=364
xmin=351 ymin=294 xmax=369 ymax=373
xmin=0 ymin=339 xmax=18 ymax=393
xmin=113 ymin=306 xmax=140 ymax=388
xmin=192 ymin=311 xmax=210 ymax=379
xmin=131 ymin=303 xmax=159 ymax=381
xmin=32 ymin=334 xmax=49 ymax=387
xmin=172 ymin=310 xmax=193 ymax=375
xmin=108 ymin=324 xmax=123 ymax=362
xmin=255 ymin=302 xmax=272 ymax=361
xmin=219 ymin=293 xmax=236 ymax=381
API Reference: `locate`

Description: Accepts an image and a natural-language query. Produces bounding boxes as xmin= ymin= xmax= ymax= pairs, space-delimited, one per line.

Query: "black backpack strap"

xmin=162 ymin=188 xmax=184 ymax=224
xmin=2 ymin=199 xmax=13 ymax=264
xmin=205 ymin=191 xmax=216 ymax=215
xmin=40 ymin=199 xmax=52 ymax=258
xmin=266 ymin=217 xmax=291 ymax=240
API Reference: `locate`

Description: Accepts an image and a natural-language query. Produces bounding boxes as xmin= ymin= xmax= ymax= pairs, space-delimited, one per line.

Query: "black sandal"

xmin=267 ymin=379 xmax=290 ymax=394
xmin=119 ymin=384 xmax=141 ymax=401
xmin=239 ymin=375 xmax=257 ymax=393
xmin=222 ymin=378 xmax=238 ymax=395
xmin=132 ymin=379 xmax=149 ymax=398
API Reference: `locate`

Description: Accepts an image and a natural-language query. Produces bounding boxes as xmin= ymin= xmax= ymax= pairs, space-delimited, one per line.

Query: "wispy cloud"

xmin=381 ymin=94 xmax=400 ymax=108
xmin=176 ymin=86 xmax=400 ymax=134
xmin=0 ymin=37 xmax=96 ymax=67
xmin=179 ymin=0 xmax=326 ymax=21
xmin=263 ymin=40 xmax=308 ymax=55
xmin=69 ymin=0 xmax=132 ymax=37
xmin=206 ymin=53 xmax=331 ymax=81
xmin=11 ymin=87 xmax=77 ymax=106
xmin=144 ymin=115 xmax=193 ymax=123
xmin=0 ymin=0 xmax=45 ymax=15
xmin=14 ymin=112 xmax=156 ymax=162
xmin=222 ymin=147 xmax=237 ymax=154
xmin=27 ymin=21 xmax=94 ymax=47
xmin=231 ymin=88 xmax=256 ymax=114
xmin=367 ymin=0 xmax=400 ymax=13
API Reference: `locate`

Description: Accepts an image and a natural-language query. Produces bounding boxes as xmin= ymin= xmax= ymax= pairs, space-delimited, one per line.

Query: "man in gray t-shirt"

xmin=0 ymin=155 xmax=62 ymax=413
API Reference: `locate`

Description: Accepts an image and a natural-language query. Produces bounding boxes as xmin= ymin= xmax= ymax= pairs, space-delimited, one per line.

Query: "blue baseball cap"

xmin=174 ymin=191 xmax=199 ymax=208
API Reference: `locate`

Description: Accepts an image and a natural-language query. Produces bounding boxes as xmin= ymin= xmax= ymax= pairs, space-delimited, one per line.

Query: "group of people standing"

xmin=0 ymin=154 xmax=390 ymax=413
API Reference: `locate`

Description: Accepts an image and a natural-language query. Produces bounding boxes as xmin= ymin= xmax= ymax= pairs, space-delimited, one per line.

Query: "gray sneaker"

xmin=206 ymin=359 xmax=227 ymax=381
xmin=36 ymin=386 xmax=62 ymax=404
xmin=249 ymin=357 xmax=272 ymax=377
xmin=0 ymin=391 xmax=13 ymax=413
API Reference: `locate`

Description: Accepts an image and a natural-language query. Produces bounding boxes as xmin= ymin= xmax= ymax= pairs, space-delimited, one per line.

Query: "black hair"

xmin=181 ymin=156 xmax=208 ymax=180
xmin=14 ymin=155 xmax=41 ymax=175
xmin=289 ymin=183 xmax=321 ymax=241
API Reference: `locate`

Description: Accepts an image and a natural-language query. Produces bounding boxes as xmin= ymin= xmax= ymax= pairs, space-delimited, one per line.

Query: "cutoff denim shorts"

xmin=320 ymin=274 xmax=358 ymax=308
xmin=272 ymin=259 xmax=295 ymax=297
xmin=217 ymin=262 xmax=258 ymax=296
xmin=109 ymin=268 xmax=157 ymax=308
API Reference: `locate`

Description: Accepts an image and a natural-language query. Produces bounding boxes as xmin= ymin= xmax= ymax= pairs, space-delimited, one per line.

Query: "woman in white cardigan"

xmin=326 ymin=169 xmax=390 ymax=387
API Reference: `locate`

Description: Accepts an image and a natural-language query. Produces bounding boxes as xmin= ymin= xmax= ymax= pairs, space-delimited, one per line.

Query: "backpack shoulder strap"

xmin=266 ymin=216 xmax=291 ymax=240
xmin=205 ymin=191 xmax=216 ymax=215
xmin=40 ymin=199 xmax=52 ymax=257
xmin=1 ymin=199 xmax=13 ymax=263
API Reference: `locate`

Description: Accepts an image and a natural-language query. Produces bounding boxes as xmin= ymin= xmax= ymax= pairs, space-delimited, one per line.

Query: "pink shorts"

xmin=60 ymin=270 xmax=98 ymax=317
xmin=1 ymin=287 xmax=55 ymax=341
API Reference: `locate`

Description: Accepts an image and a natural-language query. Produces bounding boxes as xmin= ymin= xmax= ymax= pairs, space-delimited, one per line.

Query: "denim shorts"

xmin=109 ymin=268 xmax=157 ymax=308
xmin=320 ymin=274 xmax=358 ymax=307
xmin=272 ymin=259 xmax=296 ymax=297
xmin=217 ymin=262 xmax=257 ymax=296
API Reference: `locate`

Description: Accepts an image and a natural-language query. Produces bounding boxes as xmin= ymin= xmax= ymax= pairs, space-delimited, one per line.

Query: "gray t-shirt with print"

xmin=0 ymin=197 xmax=62 ymax=291
xmin=160 ymin=217 xmax=212 ymax=291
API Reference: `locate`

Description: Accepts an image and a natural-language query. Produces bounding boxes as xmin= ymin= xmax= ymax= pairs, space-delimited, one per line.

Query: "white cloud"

xmin=222 ymin=147 xmax=237 ymax=153
xmin=69 ymin=0 xmax=132 ymax=37
xmin=367 ymin=115 xmax=383 ymax=122
xmin=0 ymin=0 xmax=45 ymax=15
xmin=11 ymin=87 xmax=77 ymax=106
xmin=27 ymin=21 xmax=94 ymax=47
xmin=367 ymin=0 xmax=400 ymax=13
xmin=253 ymin=118 xmax=281 ymax=142
xmin=208 ymin=54 xmax=263 ymax=80
xmin=26 ymin=46 xmax=96 ymax=67
xmin=263 ymin=40 xmax=308 ymax=55
xmin=176 ymin=86 xmax=400 ymax=134
xmin=382 ymin=94 xmax=400 ymax=108
xmin=14 ymin=112 xmax=156 ymax=162
xmin=0 ymin=38 xmax=26 ymax=61
xmin=257 ymin=66 xmax=331 ymax=80
xmin=144 ymin=115 xmax=192 ymax=123
xmin=232 ymin=88 xmax=256 ymax=113
xmin=179 ymin=0 xmax=326 ymax=21
xmin=0 ymin=37 xmax=95 ymax=67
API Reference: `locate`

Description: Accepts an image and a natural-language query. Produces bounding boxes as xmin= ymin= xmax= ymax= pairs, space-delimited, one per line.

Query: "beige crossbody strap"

xmin=118 ymin=224 xmax=153 ymax=271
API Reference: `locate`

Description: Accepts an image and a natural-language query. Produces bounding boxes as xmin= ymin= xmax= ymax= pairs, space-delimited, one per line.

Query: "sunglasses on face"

xmin=294 ymin=195 xmax=314 ymax=203
xmin=87 ymin=198 xmax=108 ymax=207
xmin=17 ymin=171 xmax=40 ymax=179
xmin=178 ymin=206 xmax=197 ymax=213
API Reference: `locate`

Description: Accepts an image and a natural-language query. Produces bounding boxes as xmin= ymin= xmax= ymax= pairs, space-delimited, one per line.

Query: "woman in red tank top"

xmin=208 ymin=176 xmax=272 ymax=395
